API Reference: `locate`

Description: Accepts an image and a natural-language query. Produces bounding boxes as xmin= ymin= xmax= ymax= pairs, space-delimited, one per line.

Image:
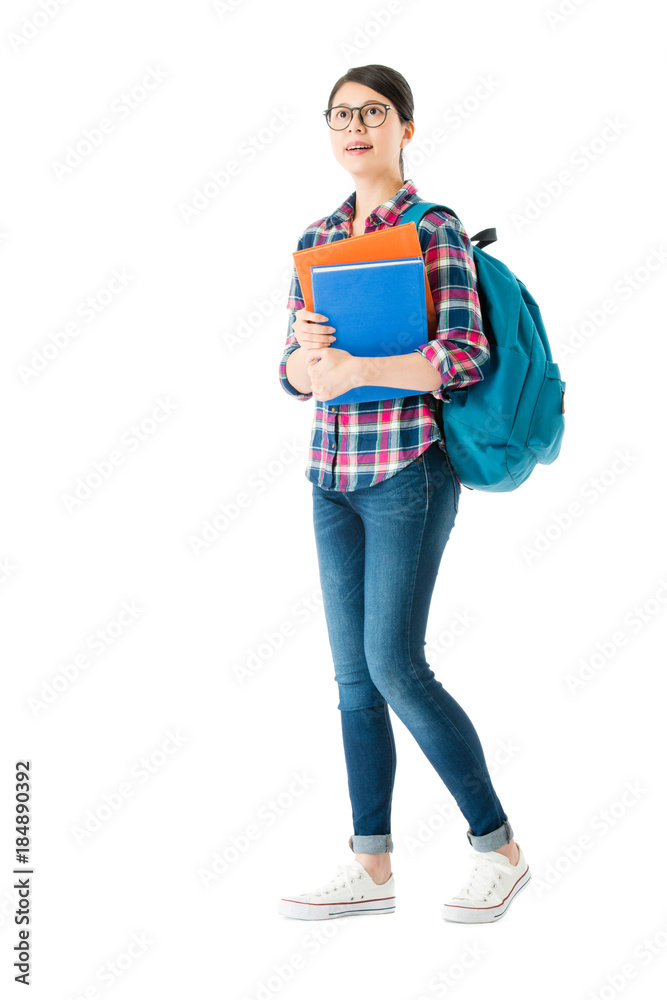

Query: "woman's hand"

xmin=292 ymin=308 xmax=337 ymax=352
xmin=305 ymin=346 xmax=363 ymax=401
xmin=293 ymin=308 xmax=363 ymax=401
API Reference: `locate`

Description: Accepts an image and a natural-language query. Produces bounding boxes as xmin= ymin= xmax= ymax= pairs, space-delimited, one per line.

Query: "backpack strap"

xmin=400 ymin=201 xmax=497 ymax=249
xmin=469 ymin=226 xmax=497 ymax=249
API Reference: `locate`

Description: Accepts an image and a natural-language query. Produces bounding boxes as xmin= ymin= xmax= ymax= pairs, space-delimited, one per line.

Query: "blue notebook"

xmin=310 ymin=256 xmax=428 ymax=405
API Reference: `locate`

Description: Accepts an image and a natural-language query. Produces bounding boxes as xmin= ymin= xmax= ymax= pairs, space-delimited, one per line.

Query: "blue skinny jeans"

xmin=311 ymin=440 xmax=513 ymax=855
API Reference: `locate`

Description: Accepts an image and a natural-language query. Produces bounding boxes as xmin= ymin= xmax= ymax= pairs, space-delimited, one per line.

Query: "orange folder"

xmin=293 ymin=222 xmax=437 ymax=340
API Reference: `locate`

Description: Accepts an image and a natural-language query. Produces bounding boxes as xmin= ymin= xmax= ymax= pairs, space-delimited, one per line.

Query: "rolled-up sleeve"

xmin=279 ymin=310 xmax=313 ymax=401
xmin=413 ymin=219 xmax=490 ymax=400
xmin=279 ymin=237 xmax=313 ymax=401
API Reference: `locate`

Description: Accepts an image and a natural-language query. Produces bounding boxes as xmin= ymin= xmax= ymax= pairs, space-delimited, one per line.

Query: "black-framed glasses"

xmin=323 ymin=102 xmax=393 ymax=130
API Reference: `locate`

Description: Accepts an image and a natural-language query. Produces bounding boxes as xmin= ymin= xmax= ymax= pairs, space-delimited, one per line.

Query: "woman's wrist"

xmin=285 ymin=346 xmax=313 ymax=394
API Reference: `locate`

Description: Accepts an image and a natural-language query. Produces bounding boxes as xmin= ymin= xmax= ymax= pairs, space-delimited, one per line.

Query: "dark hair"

xmin=327 ymin=64 xmax=414 ymax=181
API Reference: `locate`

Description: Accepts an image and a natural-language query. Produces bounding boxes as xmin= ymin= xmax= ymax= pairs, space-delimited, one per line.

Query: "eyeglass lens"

xmin=327 ymin=104 xmax=387 ymax=129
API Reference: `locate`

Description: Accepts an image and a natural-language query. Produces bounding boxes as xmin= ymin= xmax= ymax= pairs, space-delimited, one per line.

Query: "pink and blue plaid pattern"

xmin=279 ymin=179 xmax=489 ymax=491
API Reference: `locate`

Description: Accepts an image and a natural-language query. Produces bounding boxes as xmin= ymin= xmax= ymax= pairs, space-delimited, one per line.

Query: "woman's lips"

xmin=346 ymin=146 xmax=372 ymax=155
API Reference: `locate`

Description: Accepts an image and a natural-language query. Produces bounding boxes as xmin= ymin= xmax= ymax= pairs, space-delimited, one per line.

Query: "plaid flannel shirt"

xmin=279 ymin=178 xmax=489 ymax=491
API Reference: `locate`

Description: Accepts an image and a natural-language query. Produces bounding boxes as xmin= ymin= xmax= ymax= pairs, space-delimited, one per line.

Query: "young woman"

xmin=277 ymin=64 xmax=531 ymax=924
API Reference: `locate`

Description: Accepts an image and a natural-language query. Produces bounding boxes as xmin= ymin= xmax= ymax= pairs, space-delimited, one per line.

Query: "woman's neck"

xmin=351 ymin=174 xmax=405 ymax=229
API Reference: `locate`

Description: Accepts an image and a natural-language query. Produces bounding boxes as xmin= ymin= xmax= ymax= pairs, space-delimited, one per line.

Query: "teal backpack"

xmin=400 ymin=201 xmax=566 ymax=492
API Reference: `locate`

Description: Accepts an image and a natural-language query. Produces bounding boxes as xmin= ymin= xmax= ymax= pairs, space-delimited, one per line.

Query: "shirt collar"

xmin=325 ymin=178 xmax=420 ymax=230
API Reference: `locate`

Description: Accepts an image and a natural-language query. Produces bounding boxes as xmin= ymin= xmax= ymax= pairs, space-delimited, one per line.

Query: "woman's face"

xmin=328 ymin=81 xmax=413 ymax=180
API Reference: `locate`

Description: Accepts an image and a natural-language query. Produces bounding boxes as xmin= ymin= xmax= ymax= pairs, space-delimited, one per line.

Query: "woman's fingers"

xmin=295 ymin=308 xmax=336 ymax=335
xmin=294 ymin=327 xmax=336 ymax=349
xmin=297 ymin=308 xmax=328 ymax=323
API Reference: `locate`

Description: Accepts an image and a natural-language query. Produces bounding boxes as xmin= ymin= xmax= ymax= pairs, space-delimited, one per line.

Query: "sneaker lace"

xmin=456 ymin=852 xmax=509 ymax=900
xmin=313 ymin=863 xmax=364 ymax=897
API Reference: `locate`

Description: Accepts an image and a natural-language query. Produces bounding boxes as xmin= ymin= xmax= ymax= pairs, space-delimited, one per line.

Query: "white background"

xmin=1 ymin=0 xmax=665 ymax=997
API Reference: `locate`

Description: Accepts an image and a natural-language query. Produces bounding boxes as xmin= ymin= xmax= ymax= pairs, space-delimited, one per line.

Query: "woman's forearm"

xmin=286 ymin=348 xmax=443 ymax=398
xmin=355 ymin=352 xmax=443 ymax=392
xmin=285 ymin=347 xmax=314 ymax=395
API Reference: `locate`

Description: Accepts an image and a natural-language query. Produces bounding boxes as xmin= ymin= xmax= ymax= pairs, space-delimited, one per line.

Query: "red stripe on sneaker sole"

xmin=280 ymin=895 xmax=396 ymax=907
xmin=442 ymin=866 xmax=530 ymax=911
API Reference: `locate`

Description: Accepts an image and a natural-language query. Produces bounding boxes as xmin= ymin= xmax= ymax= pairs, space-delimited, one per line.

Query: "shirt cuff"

xmin=413 ymin=344 xmax=451 ymax=400
xmin=279 ymin=342 xmax=312 ymax=400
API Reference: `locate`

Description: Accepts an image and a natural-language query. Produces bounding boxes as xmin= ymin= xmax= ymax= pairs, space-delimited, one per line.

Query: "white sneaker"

xmin=279 ymin=860 xmax=396 ymax=920
xmin=441 ymin=842 xmax=531 ymax=923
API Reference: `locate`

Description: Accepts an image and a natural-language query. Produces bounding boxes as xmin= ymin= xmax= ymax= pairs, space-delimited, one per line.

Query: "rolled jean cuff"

xmin=466 ymin=818 xmax=513 ymax=852
xmin=348 ymin=833 xmax=393 ymax=854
